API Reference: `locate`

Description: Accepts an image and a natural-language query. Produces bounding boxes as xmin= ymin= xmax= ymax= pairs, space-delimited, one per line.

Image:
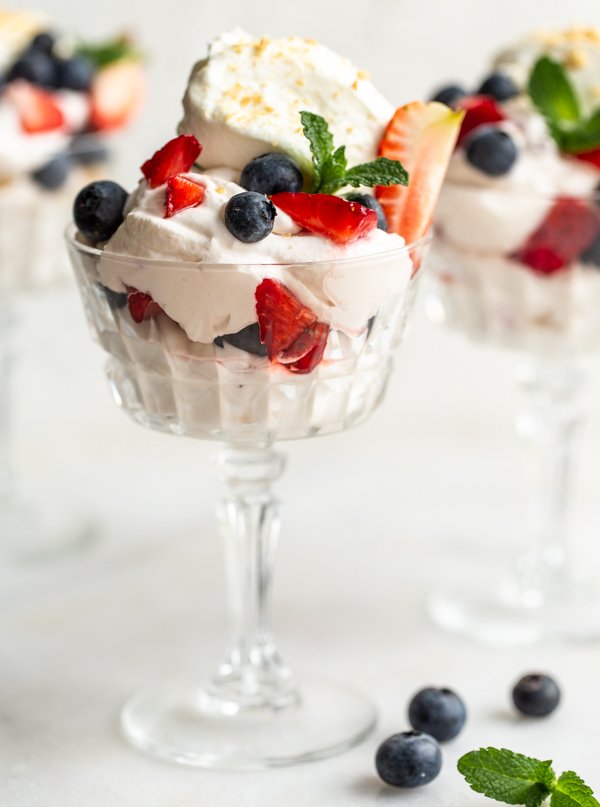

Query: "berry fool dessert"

xmin=68 ymin=30 xmax=461 ymax=444
xmin=429 ymin=27 xmax=600 ymax=353
xmin=0 ymin=7 xmax=144 ymax=289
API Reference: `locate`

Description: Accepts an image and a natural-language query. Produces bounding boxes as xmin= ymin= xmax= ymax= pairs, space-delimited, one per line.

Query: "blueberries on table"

xmin=477 ymin=71 xmax=520 ymax=102
xmin=375 ymin=731 xmax=442 ymax=788
xmin=224 ymin=191 xmax=276 ymax=243
xmin=408 ymin=686 xmax=467 ymax=742
xmin=430 ymin=84 xmax=467 ymax=107
xmin=512 ymin=674 xmax=561 ymax=717
xmin=31 ymin=153 xmax=72 ymax=190
xmin=56 ymin=56 xmax=94 ymax=91
xmin=465 ymin=126 xmax=518 ymax=176
xmin=73 ymin=180 xmax=128 ymax=242
xmin=214 ymin=323 xmax=267 ymax=356
xmin=240 ymin=152 xmax=304 ymax=195
xmin=345 ymin=193 xmax=387 ymax=231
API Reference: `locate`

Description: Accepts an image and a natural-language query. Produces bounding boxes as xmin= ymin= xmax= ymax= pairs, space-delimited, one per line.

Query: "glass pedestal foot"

xmin=428 ymin=572 xmax=600 ymax=646
xmin=121 ymin=675 xmax=377 ymax=770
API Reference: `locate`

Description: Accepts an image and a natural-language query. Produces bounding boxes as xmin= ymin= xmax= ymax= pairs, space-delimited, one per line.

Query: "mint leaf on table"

xmin=299 ymin=110 xmax=408 ymax=194
xmin=551 ymin=772 xmax=600 ymax=807
xmin=457 ymin=748 xmax=555 ymax=807
xmin=528 ymin=56 xmax=580 ymax=124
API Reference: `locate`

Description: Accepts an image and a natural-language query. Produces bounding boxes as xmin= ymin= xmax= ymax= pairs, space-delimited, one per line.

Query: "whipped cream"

xmin=0 ymin=7 xmax=46 ymax=71
xmin=101 ymin=169 xmax=411 ymax=342
xmin=178 ymin=29 xmax=393 ymax=176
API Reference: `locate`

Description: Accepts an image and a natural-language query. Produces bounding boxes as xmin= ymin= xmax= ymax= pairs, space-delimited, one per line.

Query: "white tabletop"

xmin=3 ymin=287 xmax=600 ymax=806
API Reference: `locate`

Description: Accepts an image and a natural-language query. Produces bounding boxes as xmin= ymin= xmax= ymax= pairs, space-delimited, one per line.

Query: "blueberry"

xmin=31 ymin=153 xmax=71 ymax=190
xmin=430 ymin=84 xmax=467 ymax=107
xmin=7 ymin=49 xmax=57 ymax=87
xmin=224 ymin=192 xmax=276 ymax=243
xmin=240 ymin=152 xmax=303 ymax=195
xmin=345 ymin=193 xmax=387 ymax=231
xmin=375 ymin=731 xmax=442 ymax=788
xmin=512 ymin=673 xmax=560 ymax=717
xmin=70 ymin=134 xmax=110 ymax=166
xmin=73 ymin=180 xmax=128 ymax=242
xmin=215 ymin=323 xmax=267 ymax=356
xmin=30 ymin=31 xmax=56 ymax=55
xmin=55 ymin=56 xmax=94 ymax=91
xmin=408 ymin=687 xmax=466 ymax=742
xmin=477 ymin=72 xmax=520 ymax=101
xmin=465 ymin=126 xmax=518 ymax=176
xmin=581 ymin=232 xmax=600 ymax=268
xmin=100 ymin=284 xmax=128 ymax=309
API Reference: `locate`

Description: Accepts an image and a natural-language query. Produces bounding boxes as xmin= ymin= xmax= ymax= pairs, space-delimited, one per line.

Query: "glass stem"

xmin=211 ymin=445 xmax=298 ymax=711
xmin=513 ymin=357 xmax=583 ymax=604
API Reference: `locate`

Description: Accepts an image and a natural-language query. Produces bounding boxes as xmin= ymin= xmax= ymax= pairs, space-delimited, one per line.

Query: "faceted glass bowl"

xmin=66 ymin=228 xmax=429 ymax=445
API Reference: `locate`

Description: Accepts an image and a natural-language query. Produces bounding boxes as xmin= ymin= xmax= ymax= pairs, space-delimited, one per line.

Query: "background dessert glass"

xmin=427 ymin=181 xmax=600 ymax=644
xmin=66 ymin=227 xmax=428 ymax=769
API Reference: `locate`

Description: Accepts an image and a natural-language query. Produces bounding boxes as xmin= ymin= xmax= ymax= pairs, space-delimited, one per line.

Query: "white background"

xmin=5 ymin=1 xmax=600 ymax=805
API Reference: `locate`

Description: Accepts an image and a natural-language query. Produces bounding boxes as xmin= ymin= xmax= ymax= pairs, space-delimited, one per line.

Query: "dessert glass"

xmin=427 ymin=181 xmax=600 ymax=644
xmin=66 ymin=225 xmax=428 ymax=769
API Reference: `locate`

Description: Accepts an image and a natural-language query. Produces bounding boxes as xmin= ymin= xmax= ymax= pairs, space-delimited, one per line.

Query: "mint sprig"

xmin=527 ymin=56 xmax=600 ymax=155
xmin=76 ymin=35 xmax=142 ymax=69
xmin=458 ymin=748 xmax=599 ymax=807
xmin=299 ymin=110 xmax=408 ymax=194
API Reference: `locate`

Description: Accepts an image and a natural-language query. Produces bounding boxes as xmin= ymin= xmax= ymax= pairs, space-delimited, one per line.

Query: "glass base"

xmin=121 ymin=675 xmax=377 ymax=770
xmin=0 ymin=499 xmax=97 ymax=563
xmin=428 ymin=573 xmax=600 ymax=646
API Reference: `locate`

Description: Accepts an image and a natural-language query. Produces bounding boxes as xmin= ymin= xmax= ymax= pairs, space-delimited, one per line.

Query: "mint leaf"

xmin=318 ymin=145 xmax=348 ymax=194
xmin=344 ymin=157 xmax=408 ymax=189
xmin=551 ymin=772 xmax=600 ymax=807
xmin=558 ymin=108 xmax=600 ymax=154
xmin=300 ymin=110 xmax=335 ymax=191
xmin=76 ymin=35 xmax=141 ymax=68
xmin=528 ymin=56 xmax=581 ymax=125
xmin=458 ymin=748 xmax=556 ymax=807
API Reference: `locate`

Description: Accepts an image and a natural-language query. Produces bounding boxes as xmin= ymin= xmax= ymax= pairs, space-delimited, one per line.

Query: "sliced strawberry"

xmin=90 ymin=59 xmax=144 ymax=132
xmin=271 ymin=193 xmax=377 ymax=245
xmin=8 ymin=80 xmax=64 ymax=133
xmin=165 ymin=175 xmax=205 ymax=218
xmin=455 ymin=96 xmax=505 ymax=146
xmin=574 ymin=148 xmax=600 ymax=169
xmin=279 ymin=321 xmax=330 ymax=364
xmin=141 ymin=134 xmax=202 ymax=189
xmin=513 ymin=197 xmax=600 ymax=275
xmin=287 ymin=324 xmax=329 ymax=374
xmin=255 ymin=278 xmax=317 ymax=360
xmin=376 ymin=101 xmax=464 ymax=243
xmin=127 ymin=290 xmax=162 ymax=323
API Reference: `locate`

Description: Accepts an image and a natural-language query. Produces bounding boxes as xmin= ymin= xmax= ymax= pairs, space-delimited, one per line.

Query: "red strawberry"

xmin=141 ymin=134 xmax=202 ymax=189
xmin=574 ymin=148 xmax=600 ymax=169
xmin=270 ymin=193 xmax=377 ymax=244
xmin=90 ymin=60 xmax=144 ymax=132
xmin=376 ymin=101 xmax=464 ymax=243
xmin=255 ymin=278 xmax=317 ymax=360
xmin=8 ymin=80 xmax=64 ymax=133
xmin=456 ymin=96 xmax=505 ymax=146
xmin=513 ymin=197 xmax=600 ymax=275
xmin=279 ymin=321 xmax=330 ymax=364
xmin=285 ymin=323 xmax=329 ymax=374
xmin=165 ymin=175 xmax=205 ymax=218
xmin=127 ymin=290 xmax=162 ymax=323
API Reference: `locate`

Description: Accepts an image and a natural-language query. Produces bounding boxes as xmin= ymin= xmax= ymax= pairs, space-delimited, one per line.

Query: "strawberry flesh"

xmin=141 ymin=135 xmax=202 ymax=189
xmin=90 ymin=60 xmax=144 ymax=132
xmin=8 ymin=80 xmax=64 ymax=133
xmin=165 ymin=175 xmax=205 ymax=218
xmin=127 ymin=290 xmax=163 ymax=322
xmin=574 ymin=148 xmax=600 ymax=169
xmin=255 ymin=278 xmax=317 ymax=360
xmin=456 ymin=96 xmax=505 ymax=147
xmin=279 ymin=321 xmax=330 ymax=364
xmin=271 ymin=192 xmax=377 ymax=244
xmin=285 ymin=323 xmax=330 ymax=374
xmin=513 ymin=197 xmax=600 ymax=275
